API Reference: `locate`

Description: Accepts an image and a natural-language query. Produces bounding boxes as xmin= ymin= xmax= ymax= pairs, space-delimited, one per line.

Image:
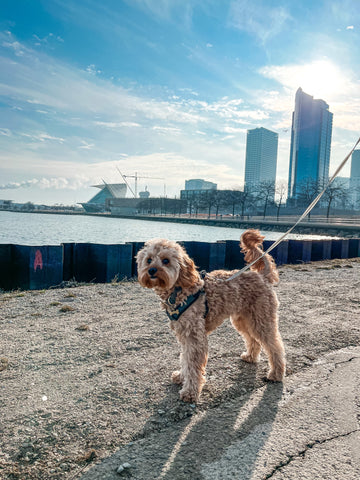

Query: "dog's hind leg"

xmin=260 ymin=328 xmax=286 ymax=382
xmin=249 ymin=316 xmax=285 ymax=382
xmin=231 ymin=315 xmax=261 ymax=363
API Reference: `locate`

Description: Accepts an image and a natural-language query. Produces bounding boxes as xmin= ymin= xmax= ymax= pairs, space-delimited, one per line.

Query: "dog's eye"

xmin=147 ymin=258 xmax=152 ymax=264
xmin=162 ymin=258 xmax=169 ymax=265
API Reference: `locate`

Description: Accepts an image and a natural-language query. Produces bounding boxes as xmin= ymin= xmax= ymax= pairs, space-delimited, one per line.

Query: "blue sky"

xmin=0 ymin=0 xmax=359 ymax=205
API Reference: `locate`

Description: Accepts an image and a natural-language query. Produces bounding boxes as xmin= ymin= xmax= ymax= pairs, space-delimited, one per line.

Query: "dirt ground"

xmin=1 ymin=257 xmax=360 ymax=480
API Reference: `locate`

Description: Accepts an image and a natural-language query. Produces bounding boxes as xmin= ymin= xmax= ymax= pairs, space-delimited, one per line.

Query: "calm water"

xmin=0 ymin=211 xmax=327 ymax=245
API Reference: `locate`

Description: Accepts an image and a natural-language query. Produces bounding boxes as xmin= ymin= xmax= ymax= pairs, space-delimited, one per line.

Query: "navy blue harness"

xmin=165 ymin=272 xmax=209 ymax=322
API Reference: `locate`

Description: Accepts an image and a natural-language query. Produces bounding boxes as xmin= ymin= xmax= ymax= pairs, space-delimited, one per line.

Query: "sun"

xmin=261 ymin=59 xmax=349 ymax=101
xmin=293 ymin=60 xmax=346 ymax=99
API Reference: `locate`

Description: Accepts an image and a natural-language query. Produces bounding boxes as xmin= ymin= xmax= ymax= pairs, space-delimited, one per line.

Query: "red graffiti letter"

xmin=34 ymin=250 xmax=43 ymax=272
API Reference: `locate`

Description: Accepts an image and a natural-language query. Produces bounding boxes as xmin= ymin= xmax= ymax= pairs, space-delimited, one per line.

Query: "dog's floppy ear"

xmin=177 ymin=251 xmax=199 ymax=288
xmin=135 ymin=245 xmax=146 ymax=266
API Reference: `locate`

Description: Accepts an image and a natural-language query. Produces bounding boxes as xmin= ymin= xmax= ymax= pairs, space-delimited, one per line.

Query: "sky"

xmin=0 ymin=0 xmax=359 ymax=205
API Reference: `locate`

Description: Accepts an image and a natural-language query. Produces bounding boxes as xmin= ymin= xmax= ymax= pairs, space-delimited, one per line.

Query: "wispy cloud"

xmin=228 ymin=0 xmax=291 ymax=43
xmin=0 ymin=176 xmax=89 ymax=190
xmin=86 ymin=64 xmax=101 ymax=75
xmin=2 ymin=40 xmax=25 ymax=56
xmin=94 ymin=121 xmax=141 ymax=129
xmin=33 ymin=32 xmax=64 ymax=46
xmin=21 ymin=132 xmax=65 ymax=143
xmin=1 ymin=31 xmax=268 ymax=138
xmin=78 ymin=141 xmax=95 ymax=150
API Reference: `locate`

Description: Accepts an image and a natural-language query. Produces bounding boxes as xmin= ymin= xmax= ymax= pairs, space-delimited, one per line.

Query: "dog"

xmin=136 ymin=229 xmax=286 ymax=402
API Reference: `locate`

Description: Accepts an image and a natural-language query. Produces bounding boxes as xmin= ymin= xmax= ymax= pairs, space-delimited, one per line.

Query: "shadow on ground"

xmin=80 ymin=365 xmax=284 ymax=480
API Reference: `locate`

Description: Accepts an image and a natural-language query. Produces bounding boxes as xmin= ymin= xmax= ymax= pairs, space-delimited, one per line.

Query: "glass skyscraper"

xmin=288 ymin=88 xmax=333 ymax=201
xmin=244 ymin=127 xmax=278 ymax=189
xmin=350 ymin=149 xmax=360 ymax=206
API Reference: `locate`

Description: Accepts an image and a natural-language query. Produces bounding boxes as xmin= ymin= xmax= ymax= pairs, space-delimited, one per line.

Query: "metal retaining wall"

xmin=0 ymin=238 xmax=359 ymax=291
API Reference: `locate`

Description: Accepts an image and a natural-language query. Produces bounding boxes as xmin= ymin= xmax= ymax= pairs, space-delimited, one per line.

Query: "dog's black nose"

xmin=148 ymin=267 xmax=157 ymax=277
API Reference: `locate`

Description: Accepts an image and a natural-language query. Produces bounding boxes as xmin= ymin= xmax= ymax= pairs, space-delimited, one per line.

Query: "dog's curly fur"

xmin=136 ymin=229 xmax=286 ymax=402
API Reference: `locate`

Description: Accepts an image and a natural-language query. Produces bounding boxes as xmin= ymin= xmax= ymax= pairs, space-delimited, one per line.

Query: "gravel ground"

xmin=1 ymin=257 xmax=360 ymax=479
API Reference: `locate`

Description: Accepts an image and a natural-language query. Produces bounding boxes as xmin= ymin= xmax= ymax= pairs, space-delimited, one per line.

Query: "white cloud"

xmin=2 ymin=40 xmax=25 ymax=56
xmin=152 ymin=126 xmax=182 ymax=135
xmin=78 ymin=141 xmax=95 ymax=150
xmin=0 ymin=176 xmax=89 ymax=191
xmin=94 ymin=121 xmax=141 ymax=128
xmin=229 ymin=0 xmax=291 ymax=43
xmin=86 ymin=64 xmax=102 ymax=75
xmin=21 ymin=132 xmax=65 ymax=143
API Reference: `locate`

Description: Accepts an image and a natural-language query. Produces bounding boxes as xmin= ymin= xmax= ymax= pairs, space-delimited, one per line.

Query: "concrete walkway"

xmin=81 ymin=346 xmax=360 ymax=480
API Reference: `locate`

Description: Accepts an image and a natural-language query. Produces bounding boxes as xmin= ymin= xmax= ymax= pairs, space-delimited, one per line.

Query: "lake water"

xmin=0 ymin=211 xmax=326 ymax=245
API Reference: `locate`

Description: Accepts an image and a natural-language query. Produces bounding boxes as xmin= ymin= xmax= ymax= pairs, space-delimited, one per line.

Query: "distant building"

xmin=0 ymin=199 xmax=13 ymax=210
xmin=181 ymin=179 xmax=217 ymax=202
xmin=288 ymin=88 xmax=333 ymax=202
xmin=244 ymin=127 xmax=278 ymax=200
xmin=185 ymin=179 xmax=217 ymax=190
xmin=81 ymin=183 xmax=127 ymax=213
xmin=139 ymin=187 xmax=150 ymax=199
xmin=244 ymin=127 xmax=278 ymax=187
xmin=332 ymin=177 xmax=350 ymax=189
xmin=108 ymin=197 xmax=186 ymax=215
xmin=350 ymin=149 xmax=360 ymax=207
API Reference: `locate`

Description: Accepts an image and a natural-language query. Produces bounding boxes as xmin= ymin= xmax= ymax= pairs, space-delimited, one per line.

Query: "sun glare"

xmin=261 ymin=59 xmax=350 ymax=101
xmin=295 ymin=60 xmax=346 ymax=99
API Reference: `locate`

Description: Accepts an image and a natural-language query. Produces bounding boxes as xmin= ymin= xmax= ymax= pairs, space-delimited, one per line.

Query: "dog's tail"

xmin=240 ymin=229 xmax=279 ymax=284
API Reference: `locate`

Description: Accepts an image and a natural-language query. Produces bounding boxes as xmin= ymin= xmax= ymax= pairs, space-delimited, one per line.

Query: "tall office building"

xmin=350 ymin=149 xmax=360 ymax=207
xmin=288 ymin=88 xmax=333 ymax=201
xmin=244 ymin=127 xmax=278 ymax=190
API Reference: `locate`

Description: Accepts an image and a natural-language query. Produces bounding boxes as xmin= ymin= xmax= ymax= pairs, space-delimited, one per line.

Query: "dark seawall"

xmin=1 ymin=237 xmax=359 ymax=291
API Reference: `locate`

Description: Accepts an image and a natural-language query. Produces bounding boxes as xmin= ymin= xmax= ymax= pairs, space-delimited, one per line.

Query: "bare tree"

xmin=347 ymin=184 xmax=360 ymax=211
xmin=224 ymin=190 xmax=243 ymax=216
xmin=238 ymin=186 xmax=254 ymax=218
xmin=201 ymin=190 xmax=217 ymax=218
xmin=275 ymin=180 xmax=287 ymax=220
xmin=213 ymin=191 xmax=227 ymax=217
xmin=186 ymin=195 xmax=196 ymax=217
xmin=256 ymin=181 xmax=275 ymax=219
xmin=297 ymin=178 xmax=319 ymax=220
xmin=323 ymin=181 xmax=349 ymax=219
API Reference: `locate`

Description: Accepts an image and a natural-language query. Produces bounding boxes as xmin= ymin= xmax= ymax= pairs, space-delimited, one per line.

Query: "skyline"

xmin=1 ymin=0 xmax=360 ymax=205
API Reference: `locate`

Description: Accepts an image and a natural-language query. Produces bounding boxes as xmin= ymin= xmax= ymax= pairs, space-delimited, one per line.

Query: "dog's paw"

xmin=241 ymin=352 xmax=259 ymax=363
xmin=179 ymin=388 xmax=198 ymax=403
xmin=171 ymin=371 xmax=183 ymax=384
xmin=266 ymin=370 xmax=284 ymax=382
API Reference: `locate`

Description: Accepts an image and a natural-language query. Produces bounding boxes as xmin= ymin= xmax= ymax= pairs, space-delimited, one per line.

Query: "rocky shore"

xmin=1 ymin=257 xmax=360 ymax=479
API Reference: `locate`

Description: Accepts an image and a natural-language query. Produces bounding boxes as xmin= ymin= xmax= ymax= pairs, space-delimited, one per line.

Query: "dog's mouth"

xmin=138 ymin=270 xmax=169 ymax=289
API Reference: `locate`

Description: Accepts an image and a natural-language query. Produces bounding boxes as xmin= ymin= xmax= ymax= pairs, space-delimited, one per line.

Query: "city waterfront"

xmin=0 ymin=210 xmax=336 ymax=246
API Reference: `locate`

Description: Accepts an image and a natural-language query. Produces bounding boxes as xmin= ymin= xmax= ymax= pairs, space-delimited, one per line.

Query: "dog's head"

xmin=136 ymin=239 xmax=199 ymax=291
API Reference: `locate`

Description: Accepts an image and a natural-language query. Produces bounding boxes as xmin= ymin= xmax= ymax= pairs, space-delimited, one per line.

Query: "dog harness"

xmin=164 ymin=272 xmax=208 ymax=322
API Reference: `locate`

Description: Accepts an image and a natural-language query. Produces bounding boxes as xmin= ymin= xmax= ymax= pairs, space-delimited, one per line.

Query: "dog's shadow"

xmin=80 ymin=361 xmax=283 ymax=480
xmin=142 ymin=368 xmax=283 ymax=480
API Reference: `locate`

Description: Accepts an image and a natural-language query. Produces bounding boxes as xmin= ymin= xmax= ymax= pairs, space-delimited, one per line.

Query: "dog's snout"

xmin=148 ymin=267 xmax=157 ymax=277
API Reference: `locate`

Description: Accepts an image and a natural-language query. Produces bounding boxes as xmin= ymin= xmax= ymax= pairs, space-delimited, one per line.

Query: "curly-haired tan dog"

xmin=136 ymin=229 xmax=285 ymax=402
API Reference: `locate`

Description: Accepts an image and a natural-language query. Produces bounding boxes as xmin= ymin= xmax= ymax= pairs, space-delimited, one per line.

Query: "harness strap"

xmin=165 ymin=270 xmax=209 ymax=322
xmin=165 ymin=289 xmax=206 ymax=321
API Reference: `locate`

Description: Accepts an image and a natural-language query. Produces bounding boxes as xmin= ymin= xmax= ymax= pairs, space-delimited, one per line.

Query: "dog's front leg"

xmin=175 ymin=326 xmax=208 ymax=403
